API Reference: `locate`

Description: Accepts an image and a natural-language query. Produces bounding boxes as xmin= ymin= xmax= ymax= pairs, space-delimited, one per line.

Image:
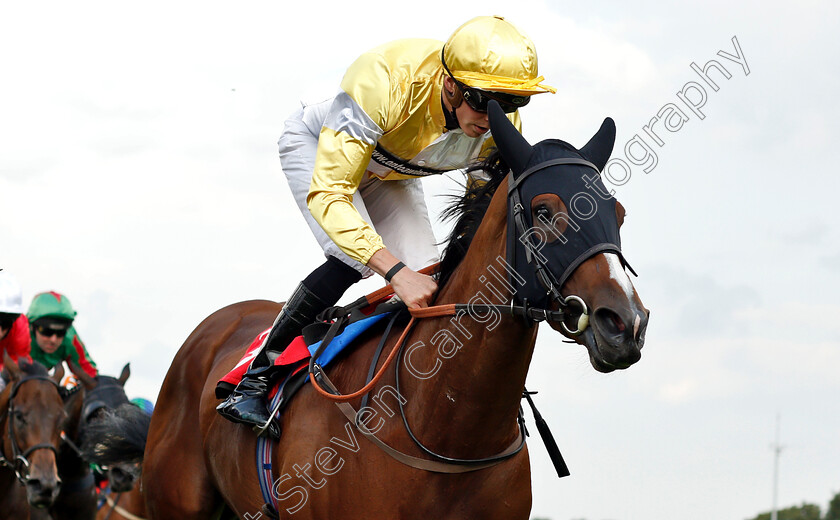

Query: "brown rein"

xmin=307 ymin=262 xmax=453 ymax=402
xmin=303 ymin=265 xmax=532 ymax=473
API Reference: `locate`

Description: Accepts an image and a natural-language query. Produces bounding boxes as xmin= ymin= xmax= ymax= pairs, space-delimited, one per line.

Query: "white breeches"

xmin=277 ymin=98 xmax=440 ymax=278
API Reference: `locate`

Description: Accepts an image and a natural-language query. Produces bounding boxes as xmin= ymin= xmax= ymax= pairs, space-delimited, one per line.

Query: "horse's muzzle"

xmin=25 ymin=474 xmax=61 ymax=508
xmin=585 ymin=304 xmax=649 ymax=372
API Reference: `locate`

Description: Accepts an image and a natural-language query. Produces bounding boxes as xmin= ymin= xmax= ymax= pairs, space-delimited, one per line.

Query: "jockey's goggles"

xmin=442 ymin=50 xmax=530 ymax=114
xmin=458 ymin=80 xmax=530 ymax=114
xmin=35 ymin=324 xmax=67 ymax=338
xmin=0 ymin=312 xmax=18 ymax=330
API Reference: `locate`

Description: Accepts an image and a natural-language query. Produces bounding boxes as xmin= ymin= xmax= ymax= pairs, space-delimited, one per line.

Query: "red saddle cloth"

xmin=218 ymin=329 xmax=311 ymax=398
xmin=217 ymin=302 xmax=396 ymax=401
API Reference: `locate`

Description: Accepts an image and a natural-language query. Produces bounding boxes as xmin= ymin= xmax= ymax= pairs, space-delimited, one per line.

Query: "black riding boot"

xmin=216 ymin=256 xmax=363 ymax=438
xmin=216 ymin=282 xmax=328 ymax=436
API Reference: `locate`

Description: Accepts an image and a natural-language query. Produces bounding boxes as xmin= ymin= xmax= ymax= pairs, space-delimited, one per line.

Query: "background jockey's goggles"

xmin=36 ymin=324 xmax=67 ymax=338
xmin=442 ymin=51 xmax=529 ymax=114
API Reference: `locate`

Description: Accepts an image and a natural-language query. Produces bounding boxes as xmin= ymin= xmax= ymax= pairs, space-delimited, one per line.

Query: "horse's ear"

xmin=488 ymin=100 xmax=533 ymax=176
xmin=52 ymin=363 xmax=65 ymax=385
xmin=3 ymin=352 xmax=21 ymax=382
xmin=69 ymin=361 xmax=97 ymax=390
xmin=118 ymin=363 xmax=130 ymax=386
xmin=579 ymin=117 xmax=616 ymax=172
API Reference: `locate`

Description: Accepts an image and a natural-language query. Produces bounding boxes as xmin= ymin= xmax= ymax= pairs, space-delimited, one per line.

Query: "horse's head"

xmin=72 ymin=362 xmax=131 ymax=425
xmin=489 ymin=101 xmax=649 ymax=372
xmin=105 ymin=459 xmax=142 ymax=492
xmin=71 ymin=362 xmax=140 ymax=491
xmin=0 ymin=353 xmax=65 ymax=507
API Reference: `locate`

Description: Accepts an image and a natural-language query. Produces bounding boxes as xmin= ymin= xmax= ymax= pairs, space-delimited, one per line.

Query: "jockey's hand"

xmin=389 ymin=268 xmax=438 ymax=310
xmin=368 ymin=248 xmax=438 ymax=309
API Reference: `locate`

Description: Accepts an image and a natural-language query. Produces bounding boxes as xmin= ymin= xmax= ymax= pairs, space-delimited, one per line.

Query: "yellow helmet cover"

xmin=443 ymin=15 xmax=555 ymax=96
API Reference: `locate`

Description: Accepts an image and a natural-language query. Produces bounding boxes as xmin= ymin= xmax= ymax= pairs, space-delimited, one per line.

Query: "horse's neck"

xmin=405 ymin=187 xmax=537 ymax=455
xmin=57 ymin=439 xmax=88 ymax=477
xmin=54 ymin=392 xmax=87 ymax=476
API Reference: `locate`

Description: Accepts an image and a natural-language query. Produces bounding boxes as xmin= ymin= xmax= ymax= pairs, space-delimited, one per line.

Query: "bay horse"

xmin=133 ymin=103 xmax=649 ymax=518
xmin=0 ymin=355 xmax=66 ymax=520
xmin=30 ymin=363 xmax=133 ymax=520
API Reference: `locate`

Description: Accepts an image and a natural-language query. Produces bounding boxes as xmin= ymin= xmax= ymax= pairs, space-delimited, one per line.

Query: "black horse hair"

xmin=80 ymin=403 xmax=151 ymax=466
xmin=437 ymin=149 xmax=510 ymax=289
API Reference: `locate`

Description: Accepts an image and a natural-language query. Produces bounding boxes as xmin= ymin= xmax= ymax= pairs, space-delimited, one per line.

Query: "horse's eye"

xmin=13 ymin=411 xmax=26 ymax=425
xmin=535 ymin=206 xmax=551 ymax=220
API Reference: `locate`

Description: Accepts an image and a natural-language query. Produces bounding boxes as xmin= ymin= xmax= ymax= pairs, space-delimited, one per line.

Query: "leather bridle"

xmin=0 ymin=375 xmax=61 ymax=485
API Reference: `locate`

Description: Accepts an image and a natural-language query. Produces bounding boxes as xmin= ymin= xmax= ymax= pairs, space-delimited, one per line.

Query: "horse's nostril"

xmin=611 ymin=312 xmax=626 ymax=333
xmin=594 ymin=308 xmax=629 ymax=338
xmin=26 ymin=478 xmax=58 ymax=498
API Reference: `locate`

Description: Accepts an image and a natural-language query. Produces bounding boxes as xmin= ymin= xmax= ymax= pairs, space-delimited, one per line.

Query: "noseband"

xmin=0 ymin=375 xmax=61 ymax=485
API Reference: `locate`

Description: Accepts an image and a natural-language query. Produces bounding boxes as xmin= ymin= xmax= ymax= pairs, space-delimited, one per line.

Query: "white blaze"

xmin=605 ymin=253 xmax=634 ymax=300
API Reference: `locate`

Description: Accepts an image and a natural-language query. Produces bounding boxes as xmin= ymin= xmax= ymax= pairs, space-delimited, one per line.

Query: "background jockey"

xmin=0 ymin=270 xmax=33 ymax=392
xmin=27 ymin=291 xmax=98 ymax=378
xmin=218 ymin=15 xmax=555 ymax=433
xmin=131 ymin=397 xmax=155 ymax=416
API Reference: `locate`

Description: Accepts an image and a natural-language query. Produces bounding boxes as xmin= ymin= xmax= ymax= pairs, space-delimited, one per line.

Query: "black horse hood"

xmin=488 ymin=101 xmax=628 ymax=308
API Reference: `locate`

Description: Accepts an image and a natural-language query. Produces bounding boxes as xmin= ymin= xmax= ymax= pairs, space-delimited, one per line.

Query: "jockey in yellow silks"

xmin=217 ymin=16 xmax=555 ymax=435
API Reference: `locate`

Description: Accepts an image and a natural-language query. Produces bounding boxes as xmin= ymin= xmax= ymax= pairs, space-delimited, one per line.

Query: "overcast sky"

xmin=2 ymin=1 xmax=838 ymax=519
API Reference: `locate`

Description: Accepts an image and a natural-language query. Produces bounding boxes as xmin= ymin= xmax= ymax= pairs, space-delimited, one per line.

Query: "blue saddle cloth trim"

xmin=305 ymin=312 xmax=390 ymax=379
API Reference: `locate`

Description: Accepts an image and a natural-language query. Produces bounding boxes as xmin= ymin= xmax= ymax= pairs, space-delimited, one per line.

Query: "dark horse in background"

xmin=0 ymin=355 xmax=66 ymax=520
xmin=86 ymin=102 xmax=649 ymax=519
xmin=72 ymin=366 xmax=151 ymax=520
xmin=83 ymin=401 xmax=150 ymax=520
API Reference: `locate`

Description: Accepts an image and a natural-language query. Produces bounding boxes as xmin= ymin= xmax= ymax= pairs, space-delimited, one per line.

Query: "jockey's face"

xmin=455 ymin=100 xmax=491 ymax=138
xmin=34 ymin=326 xmax=66 ymax=354
xmin=442 ymin=76 xmax=490 ymax=138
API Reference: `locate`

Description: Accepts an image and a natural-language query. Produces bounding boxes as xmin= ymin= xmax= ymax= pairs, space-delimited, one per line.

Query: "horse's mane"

xmin=437 ymin=149 xmax=509 ymax=288
xmin=81 ymin=403 xmax=150 ymax=466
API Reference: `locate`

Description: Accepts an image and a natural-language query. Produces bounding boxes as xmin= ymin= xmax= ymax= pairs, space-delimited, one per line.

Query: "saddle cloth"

xmin=215 ymin=312 xmax=391 ymax=399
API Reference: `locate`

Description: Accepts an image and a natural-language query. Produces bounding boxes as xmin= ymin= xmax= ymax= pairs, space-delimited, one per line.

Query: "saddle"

xmin=214 ymin=300 xmax=407 ymax=418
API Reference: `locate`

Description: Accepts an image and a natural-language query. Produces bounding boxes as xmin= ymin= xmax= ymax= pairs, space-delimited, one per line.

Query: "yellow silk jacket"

xmin=307 ymin=39 xmax=522 ymax=265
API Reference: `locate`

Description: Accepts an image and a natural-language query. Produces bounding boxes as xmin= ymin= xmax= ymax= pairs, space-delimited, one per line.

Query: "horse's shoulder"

xmin=165 ymin=300 xmax=281 ymax=384
xmin=207 ymin=299 xmax=283 ymax=321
